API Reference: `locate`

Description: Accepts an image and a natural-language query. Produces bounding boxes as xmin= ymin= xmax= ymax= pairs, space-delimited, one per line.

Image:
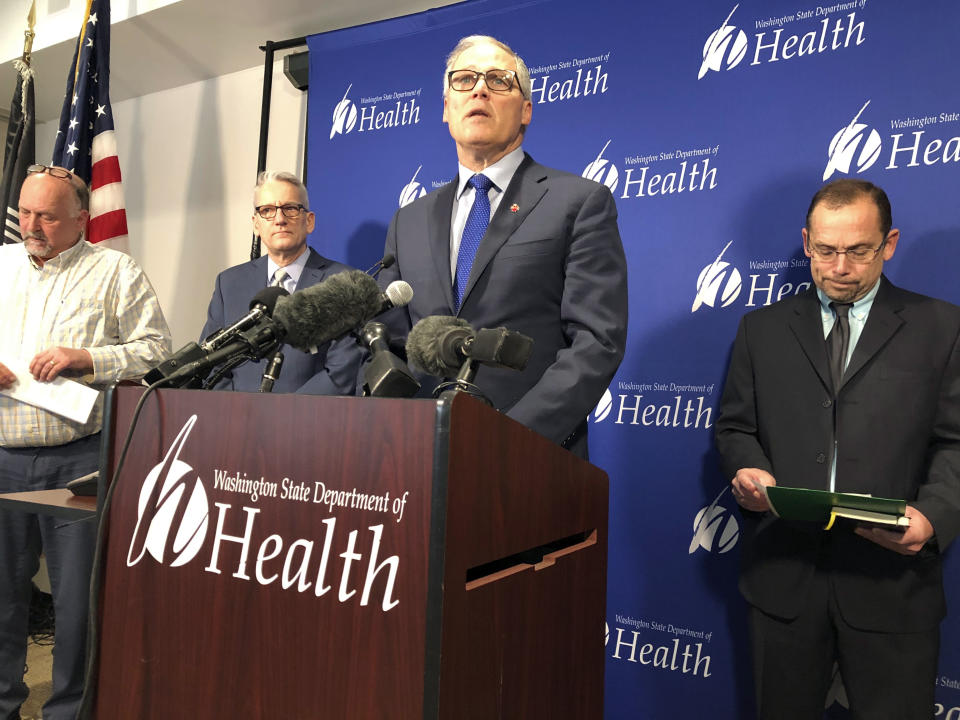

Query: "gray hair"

xmin=254 ymin=170 xmax=310 ymax=209
xmin=443 ymin=35 xmax=532 ymax=101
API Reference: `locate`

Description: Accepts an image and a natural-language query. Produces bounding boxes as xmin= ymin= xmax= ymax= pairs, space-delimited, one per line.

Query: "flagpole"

xmin=23 ymin=0 xmax=37 ymax=66
xmin=74 ymin=0 xmax=94 ymax=83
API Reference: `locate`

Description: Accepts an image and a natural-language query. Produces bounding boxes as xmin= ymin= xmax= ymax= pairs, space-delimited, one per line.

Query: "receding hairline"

xmin=443 ymin=35 xmax=532 ymax=101
xmin=23 ymin=167 xmax=90 ymax=214
xmin=805 ymin=178 xmax=892 ymax=238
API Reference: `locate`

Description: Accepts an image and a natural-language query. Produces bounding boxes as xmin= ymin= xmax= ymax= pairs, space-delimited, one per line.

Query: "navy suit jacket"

xmin=201 ymin=248 xmax=361 ymax=395
xmin=715 ymin=277 xmax=960 ymax=632
xmin=381 ymin=154 xmax=628 ymax=457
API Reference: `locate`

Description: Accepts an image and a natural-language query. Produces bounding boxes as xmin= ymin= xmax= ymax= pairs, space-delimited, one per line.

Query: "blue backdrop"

xmin=304 ymin=1 xmax=960 ymax=717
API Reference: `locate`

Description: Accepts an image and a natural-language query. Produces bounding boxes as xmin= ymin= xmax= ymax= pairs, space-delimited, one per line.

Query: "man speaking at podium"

xmin=715 ymin=179 xmax=960 ymax=719
xmin=201 ymin=170 xmax=361 ymax=394
xmin=0 ymin=165 xmax=170 ymax=720
xmin=380 ymin=35 xmax=628 ymax=458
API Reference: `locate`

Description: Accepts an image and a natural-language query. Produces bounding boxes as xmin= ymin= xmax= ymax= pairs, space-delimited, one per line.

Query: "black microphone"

xmin=406 ymin=315 xmax=534 ymax=376
xmin=365 ymin=253 xmax=396 ymax=278
xmin=161 ymin=318 xmax=285 ymax=388
xmin=259 ymin=350 xmax=284 ymax=393
xmin=202 ymin=286 xmax=289 ymax=351
xmin=273 ymin=270 xmax=413 ymax=352
xmin=359 ymin=322 xmax=419 ymax=398
xmin=145 ymin=287 xmax=289 ymax=386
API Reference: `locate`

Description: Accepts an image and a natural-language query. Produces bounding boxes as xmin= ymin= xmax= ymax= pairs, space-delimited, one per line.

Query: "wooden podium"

xmin=92 ymin=386 xmax=608 ymax=719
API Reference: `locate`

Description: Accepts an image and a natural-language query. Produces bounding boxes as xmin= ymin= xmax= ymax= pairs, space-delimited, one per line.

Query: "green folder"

xmin=760 ymin=485 xmax=909 ymax=530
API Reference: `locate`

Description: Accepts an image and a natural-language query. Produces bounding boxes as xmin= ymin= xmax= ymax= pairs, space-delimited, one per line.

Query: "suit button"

xmin=822 ymin=398 xmax=832 ymax=408
xmin=816 ymin=453 xmax=826 ymax=463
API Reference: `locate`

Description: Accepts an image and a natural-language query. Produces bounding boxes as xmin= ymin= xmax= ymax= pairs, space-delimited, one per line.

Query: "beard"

xmin=23 ymin=232 xmax=54 ymax=259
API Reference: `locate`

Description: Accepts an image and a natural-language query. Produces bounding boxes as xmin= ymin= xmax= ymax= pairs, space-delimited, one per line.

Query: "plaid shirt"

xmin=0 ymin=240 xmax=171 ymax=448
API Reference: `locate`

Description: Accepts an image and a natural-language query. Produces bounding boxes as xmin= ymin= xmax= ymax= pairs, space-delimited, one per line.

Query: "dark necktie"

xmin=454 ymin=173 xmax=494 ymax=309
xmin=827 ymin=301 xmax=852 ymax=393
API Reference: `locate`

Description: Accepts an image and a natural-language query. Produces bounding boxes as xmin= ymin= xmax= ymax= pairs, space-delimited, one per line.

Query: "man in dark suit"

xmin=201 ymin=170 xmax=361 ymax=394
xmin=380 ymin=35 xmax=628 ymax=458
xmin=715 ymin=178 xmax=960 ymax=719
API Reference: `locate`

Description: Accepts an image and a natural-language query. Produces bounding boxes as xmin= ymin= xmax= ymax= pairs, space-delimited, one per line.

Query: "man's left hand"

xmin=29 ymin=347 xmax=93 ymax=382
xmin=855 ymin=505 xmax=935 ymax=555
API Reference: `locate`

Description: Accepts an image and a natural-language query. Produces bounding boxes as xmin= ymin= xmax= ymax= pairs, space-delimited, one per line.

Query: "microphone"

xmin=378 ymin=280 xmax=414 ymax=314
xmin=406 ymin=316 xmax=534 ymax=376
xmin=202 ymin=286 xmax=289 ymax=351
xmin=365 ymin=253 xmax=396 ymax=277
xmin=272 ymin=270 xmax=413 ymax=352
xmin=145 ymin=287 xmax=289 ymax=386
xmin=359 ymin=322 xmax=420 ymax=398
xmin=259 ymin=350 xmax=284 ymax=393
xmin=406 ymin=316 xmax=473 ymax=376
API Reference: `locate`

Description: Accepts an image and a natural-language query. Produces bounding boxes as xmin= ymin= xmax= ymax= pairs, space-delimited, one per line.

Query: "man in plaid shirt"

xmin=0 ymin=165 xmax=171 ymax=720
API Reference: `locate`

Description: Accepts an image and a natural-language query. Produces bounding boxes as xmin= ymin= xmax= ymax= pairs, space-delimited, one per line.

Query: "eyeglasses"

xmin=255 ymin=204 xmax=307 ymax=220
xmin=27 ymin=164 xmax=75 ymax=182
xmin=447 ymin=69 xmax=518 ymax=93
xmin=807 ymin=241 xmax=886 ymax=265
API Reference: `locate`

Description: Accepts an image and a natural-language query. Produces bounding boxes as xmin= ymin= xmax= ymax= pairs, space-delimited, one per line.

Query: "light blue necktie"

xmin=270 ymin=268 xmax=289 ymax=291
xmin=454 ymin=174 xmax=494 ymax=309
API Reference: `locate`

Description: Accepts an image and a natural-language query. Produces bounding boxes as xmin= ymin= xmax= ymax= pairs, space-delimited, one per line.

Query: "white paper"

xmin=0 ymin=354 xmax=99 ymax=424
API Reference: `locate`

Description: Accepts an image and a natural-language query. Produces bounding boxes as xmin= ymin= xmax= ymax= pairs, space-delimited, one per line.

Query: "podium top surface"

xmin=0 ymin=489 xmax=97 ymax=520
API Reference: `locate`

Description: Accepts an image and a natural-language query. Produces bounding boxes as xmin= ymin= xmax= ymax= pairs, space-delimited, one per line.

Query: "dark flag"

xmin=52 ymin=0 xmax=128 ymax=251
xmin=1 ymin=59 xmax=36 ymax=245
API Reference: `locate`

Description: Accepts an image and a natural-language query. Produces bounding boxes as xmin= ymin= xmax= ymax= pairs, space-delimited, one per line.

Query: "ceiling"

xmin=0 ymin=0 xmax=459 ymax=124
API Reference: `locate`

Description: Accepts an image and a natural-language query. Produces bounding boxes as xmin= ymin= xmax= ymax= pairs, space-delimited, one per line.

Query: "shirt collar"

xmin=267 ymin=245 xmax=309 ymax=288
xmin=455 ymin=146 xmax=525 ymax=199
xmin=25 ymin=238 xmax=87 ymax=271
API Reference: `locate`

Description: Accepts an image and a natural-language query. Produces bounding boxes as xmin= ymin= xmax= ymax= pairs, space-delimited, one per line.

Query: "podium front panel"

xmin=95 ymin=388 xmax=437 ymax=719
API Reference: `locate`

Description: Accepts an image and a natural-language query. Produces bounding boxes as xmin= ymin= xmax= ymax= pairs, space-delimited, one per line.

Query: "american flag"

xmin=52 ymin=0 xmax=128 ymax=252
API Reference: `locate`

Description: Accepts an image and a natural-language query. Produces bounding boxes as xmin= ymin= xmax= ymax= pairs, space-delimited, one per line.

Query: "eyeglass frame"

xmin=446 ymin=68 xmax=519 ymax=94
xmin=25 ymin=164 xmax=89 ymax=211
xmin=27 ymin=164 xmax=75 ymax=181
xmin=805 ymin=238 xmax=888 ymax=265
xmin=254 ymin=203 xmax=309 ymax=220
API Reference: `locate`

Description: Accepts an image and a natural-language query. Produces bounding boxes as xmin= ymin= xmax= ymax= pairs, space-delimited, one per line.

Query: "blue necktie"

xmin=454 ymin=174 xmax=494 ymax=309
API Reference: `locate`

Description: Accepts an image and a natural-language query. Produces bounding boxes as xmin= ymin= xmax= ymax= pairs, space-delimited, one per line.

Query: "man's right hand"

xmin=732 ymin=468 xmax=776 ymax=512
xmin=0 ymin=362 xmax=16 ymax=390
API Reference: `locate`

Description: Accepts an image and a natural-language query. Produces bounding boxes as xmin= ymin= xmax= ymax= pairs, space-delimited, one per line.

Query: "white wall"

xmin=38 ymin=57 xmax=307 ymax=349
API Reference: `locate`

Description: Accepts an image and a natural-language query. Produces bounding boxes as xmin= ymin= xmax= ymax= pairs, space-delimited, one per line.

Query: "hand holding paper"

xmin=0 ymin=353 xmax=98 ymax=424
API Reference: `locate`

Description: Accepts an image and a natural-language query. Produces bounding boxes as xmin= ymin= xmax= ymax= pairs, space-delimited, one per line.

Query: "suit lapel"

xmin=460 ymin=155 xmax=547 ymax=309
xmin=841 ymin=276 xmax=904 ymax=390
xmin=788 ymin=289 xmax=833 ymax=393
xmin=296 ymin=248 xmax=328 ymax=291
xmin=428 ymin=180 xmax=458 ymax=312
xmin=245 ymin=255 xmax=270 ymax=290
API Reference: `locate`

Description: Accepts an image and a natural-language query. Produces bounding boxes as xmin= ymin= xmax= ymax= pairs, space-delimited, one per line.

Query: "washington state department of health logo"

xmin=126 ymin=415 xmax=210 ymax=569
xmin=593 ymin=388 xmax=614 ymax=423
xmin=692 ymin=241 xmax=742 ymax=312
xmin=823 ymin=100 xmax=882 ymax=181
xmin=398 ymin=165 xmax=428 ymax=208
xmin=329 ymin=84 xmax=358 ymax=139
xmin=698 ymin=4 xmax=748 ymax=80
xmin=582 ymin=140 xmax=619 ymax=192
xmin=689 ymin=487 xmax=739 ymax=554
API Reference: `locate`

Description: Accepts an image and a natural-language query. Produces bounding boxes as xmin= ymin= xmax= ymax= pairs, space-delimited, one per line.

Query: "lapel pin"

xmin=510 ymin=203 xmax=519 ymax=213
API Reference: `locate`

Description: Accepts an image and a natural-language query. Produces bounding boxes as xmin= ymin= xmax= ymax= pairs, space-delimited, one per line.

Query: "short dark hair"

xmin=805 ymin=178 xmax=892 ymax=238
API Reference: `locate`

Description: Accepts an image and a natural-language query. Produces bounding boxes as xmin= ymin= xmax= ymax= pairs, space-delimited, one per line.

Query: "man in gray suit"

xmin=716 ymin=179 xmax=960 ymax=719
xmin=380 ymin=35 xmax=628 ymax=458
xmin=202 ymin=171 xmax=361 ymax=394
